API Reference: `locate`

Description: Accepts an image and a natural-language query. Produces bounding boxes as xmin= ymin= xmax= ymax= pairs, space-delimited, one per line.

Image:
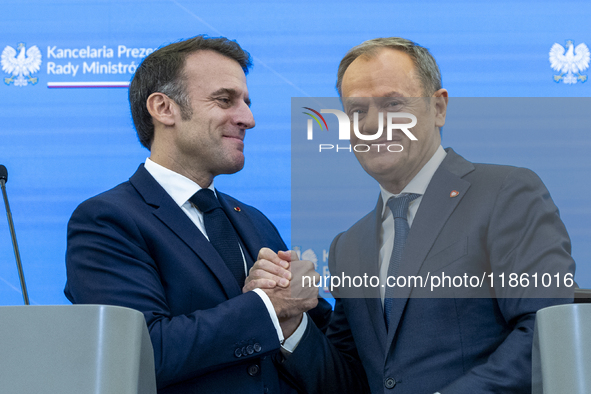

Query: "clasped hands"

xmin=243 ymin=247 xmax=320 ymax=338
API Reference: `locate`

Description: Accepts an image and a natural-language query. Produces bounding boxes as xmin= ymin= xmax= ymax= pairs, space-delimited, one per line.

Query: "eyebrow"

xmin=343 ymin=98 xmax=370 ymax=108
xmin=211 ymin=88 xmax=251 ymax=106
xmin=344 ymin=91 xmax=405 ymax=105
xmin=345 ymin=91 xmax=404 ymax=99
xmin=379 ymin=91 xmax=404 ymax=98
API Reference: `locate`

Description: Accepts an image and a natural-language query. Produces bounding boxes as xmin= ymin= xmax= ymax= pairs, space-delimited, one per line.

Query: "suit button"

xmin=253 ymin=343 xmax=262 ymax=353
xmin=247 ymin=364 xmax=260 ymax=376
xmin=246 ymin=345 xmax=254 ymax=355
xmin=384 ymin=377 xmax=396 ymax=389
xmin=234 ymin=348 xmax=242 ymax=358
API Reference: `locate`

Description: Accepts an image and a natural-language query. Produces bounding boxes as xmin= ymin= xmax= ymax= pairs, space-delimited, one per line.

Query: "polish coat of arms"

xmin=549 ymin=40 xmax=590 ymax=84
xmin=1 ymin=43 xmax=42 ymax=86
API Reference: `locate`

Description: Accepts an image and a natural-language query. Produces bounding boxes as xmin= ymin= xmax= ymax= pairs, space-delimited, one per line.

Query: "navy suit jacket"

xmin=280 ymin=149 xmax=575 ymax=394
xmin=65 ymin=165 xmax=330 ymax=393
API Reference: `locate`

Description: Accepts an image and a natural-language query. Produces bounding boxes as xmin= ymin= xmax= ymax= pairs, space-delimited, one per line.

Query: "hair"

xmin=336 ymin=37 xmax=442 ymax=96
xmin=129 ymin=35 xmax=252 ymax=150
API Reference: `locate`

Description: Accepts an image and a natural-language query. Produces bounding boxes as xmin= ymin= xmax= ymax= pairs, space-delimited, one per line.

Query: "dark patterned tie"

xmin=189 ymin=189 xmax=245 ymax=286
xmin=384 ymin=193 xmax=421 ymax=330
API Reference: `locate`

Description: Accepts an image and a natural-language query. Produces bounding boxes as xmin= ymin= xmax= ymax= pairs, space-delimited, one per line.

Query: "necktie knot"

xmin=387 ymin=193 xmax=421 ymax=220
xmin=189 ymin=188 xmax=220 ymax=213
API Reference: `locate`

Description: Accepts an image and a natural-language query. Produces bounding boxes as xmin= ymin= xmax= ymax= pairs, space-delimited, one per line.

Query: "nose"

xmin=235 ymin=101 xmax=255 ymax=130
xmin=360 ymin=105 xmax=383 ymax=135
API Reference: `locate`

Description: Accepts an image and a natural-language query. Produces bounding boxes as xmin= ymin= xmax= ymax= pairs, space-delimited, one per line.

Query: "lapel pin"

xmin=234 ymin=206 xmax=241 ymax=212
xmin=450 ymin=190 xmax=459 ymax=198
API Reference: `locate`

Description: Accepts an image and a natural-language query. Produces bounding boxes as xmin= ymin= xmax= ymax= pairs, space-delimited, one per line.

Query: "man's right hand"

xmin=244 ymin=248 xmax=320 ymax=338
xmin=243 ymin=248 xmax=293 ymax=291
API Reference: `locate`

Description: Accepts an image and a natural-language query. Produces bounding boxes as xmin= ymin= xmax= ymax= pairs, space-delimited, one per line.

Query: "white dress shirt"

xmin=378 ymin=146 xmax=447 ymax=303
xmin=144 ymin=158 xmax=286 ymax=344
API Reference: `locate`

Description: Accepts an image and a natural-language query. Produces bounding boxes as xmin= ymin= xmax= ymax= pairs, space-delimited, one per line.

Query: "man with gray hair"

xmin=247 ymin=37 xmax=575 ymax=393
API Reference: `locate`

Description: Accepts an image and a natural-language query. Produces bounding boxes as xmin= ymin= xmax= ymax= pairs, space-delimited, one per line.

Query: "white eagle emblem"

xmin=301 ymin=249 xmax=319 ymax=270
xmin=549 ymin=40 xmax=590 ymax=84
xmin=1 ymin=43 xmax=42 ymax=87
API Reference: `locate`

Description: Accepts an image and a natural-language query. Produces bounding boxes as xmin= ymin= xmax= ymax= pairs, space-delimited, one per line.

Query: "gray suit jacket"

xmin=280 ymin=148 xmax=575 ymax=394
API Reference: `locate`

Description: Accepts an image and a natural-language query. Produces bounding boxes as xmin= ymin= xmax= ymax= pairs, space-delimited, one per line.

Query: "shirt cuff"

xmin=253 ymin=288 xmax=284 ymax=344
xmin=281 ymin=312 xmax=308 ymax=354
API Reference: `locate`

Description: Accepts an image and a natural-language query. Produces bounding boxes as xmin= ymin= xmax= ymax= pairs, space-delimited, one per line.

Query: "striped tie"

xmin=384 ymin=193 xmax=421 ymax=329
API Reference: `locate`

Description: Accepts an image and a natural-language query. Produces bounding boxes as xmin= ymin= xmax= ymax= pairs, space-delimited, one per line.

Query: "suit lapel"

xmin=129 ymin=165 xmax=242 ymax=299
xmin=334 ymin=195 xmax=389 ymax=350
xmin=385 ymin=149 xmax=474 ymax=349
xmin=359 ymin=197 xmax=389 ymax=350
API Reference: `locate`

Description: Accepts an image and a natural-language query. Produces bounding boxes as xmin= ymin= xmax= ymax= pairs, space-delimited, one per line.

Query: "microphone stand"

xmin=1 ymin=176 xmax=29 ymax=305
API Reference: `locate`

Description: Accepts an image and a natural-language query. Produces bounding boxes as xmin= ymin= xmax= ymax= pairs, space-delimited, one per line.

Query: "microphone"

xmin=0 ymin=165 xmax=30 ymax=305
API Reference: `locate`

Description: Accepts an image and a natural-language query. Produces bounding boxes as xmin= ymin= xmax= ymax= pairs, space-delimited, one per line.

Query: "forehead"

xmin=182 ymin=50 xmax=248 ymax=95
xmin=341 ymin=48 xmax=423 ymax=98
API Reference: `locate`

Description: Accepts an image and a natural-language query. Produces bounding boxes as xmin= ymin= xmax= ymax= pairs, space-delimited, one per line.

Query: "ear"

xmin=146 ymin=92 xmax=177 ymax=127
xmin=433 ymin=88 xmax=448 ymax=128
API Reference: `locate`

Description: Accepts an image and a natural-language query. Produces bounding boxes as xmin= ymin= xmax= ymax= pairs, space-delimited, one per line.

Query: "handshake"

xmin=243 ymin=248 xmax=321 ymax=338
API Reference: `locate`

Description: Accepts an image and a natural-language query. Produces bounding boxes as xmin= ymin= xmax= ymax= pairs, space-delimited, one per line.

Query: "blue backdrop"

xmin=1 ymin=0 xmax=589 ymax=305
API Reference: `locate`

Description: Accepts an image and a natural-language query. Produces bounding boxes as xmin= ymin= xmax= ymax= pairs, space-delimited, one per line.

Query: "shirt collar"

xmin=380 ymin=145 xmax=447 ymax=216
xmin=144 ymin=158 xmax=216 ymax=208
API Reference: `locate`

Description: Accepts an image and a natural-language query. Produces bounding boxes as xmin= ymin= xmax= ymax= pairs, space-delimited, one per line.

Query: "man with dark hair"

xmin=249 ymin=37 xmax=576 ymax=393
xmin=128 ymin=36 xmax=253 ymax=149
xmin=65 ymin=35 xmax=329 ymax=393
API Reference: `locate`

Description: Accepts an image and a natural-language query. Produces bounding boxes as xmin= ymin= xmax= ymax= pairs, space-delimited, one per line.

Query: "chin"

xmin=221 ymin=159 xmax=245 ymax=175
xmin=358 ymin=154 xmax=405 ymax=174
